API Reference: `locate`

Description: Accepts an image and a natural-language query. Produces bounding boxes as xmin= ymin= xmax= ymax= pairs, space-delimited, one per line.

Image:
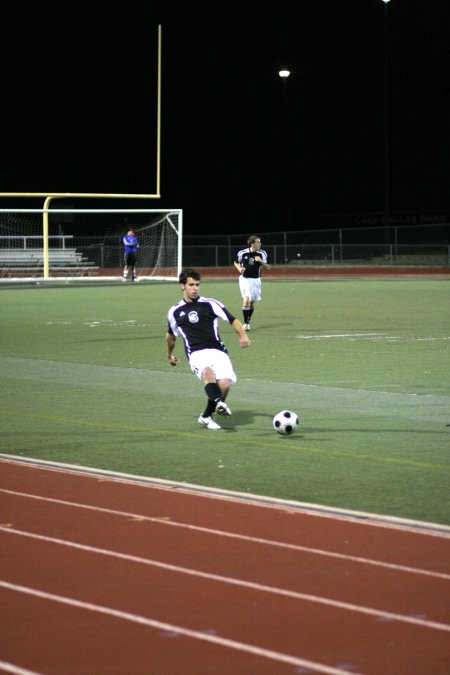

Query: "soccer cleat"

xmin=198 ymin=415 xmax=221 ymax=430
xmin=215 ymin=401 xmax=232 ymax=416
xmin=243 ymin=323 xmax=250 ymax=331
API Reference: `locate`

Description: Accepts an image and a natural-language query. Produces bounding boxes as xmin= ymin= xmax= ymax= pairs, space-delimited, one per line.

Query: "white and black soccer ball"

xmin=273 ymin=410 xmax=299 ymax=435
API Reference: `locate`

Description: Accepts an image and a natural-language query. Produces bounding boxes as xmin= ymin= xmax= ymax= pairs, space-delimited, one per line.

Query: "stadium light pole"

xmin=279 ymin=69 xmax=291 ymax=231
xmin=381 ymin=0 xmax=391 ymax=232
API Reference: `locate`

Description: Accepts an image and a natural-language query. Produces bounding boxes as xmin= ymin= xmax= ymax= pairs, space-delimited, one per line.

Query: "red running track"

xmin=1 ymin=456 xmax=449 ymax=675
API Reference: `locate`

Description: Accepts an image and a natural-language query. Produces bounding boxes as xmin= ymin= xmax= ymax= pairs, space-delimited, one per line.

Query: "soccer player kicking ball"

xmin=166 ymin=268 xmax=251 ymax=429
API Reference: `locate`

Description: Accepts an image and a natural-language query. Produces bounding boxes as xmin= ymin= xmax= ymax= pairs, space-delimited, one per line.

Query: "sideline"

xmin=1 ymin=453 xmax=449 ymax=536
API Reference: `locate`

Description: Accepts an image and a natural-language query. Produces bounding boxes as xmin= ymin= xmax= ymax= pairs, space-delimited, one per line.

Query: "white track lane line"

xmin=1 ymin=527 xmax=449 ymax=633
xmin=1 ymin=488 xmax=448 ymax=580
xmin=0 ymin=580 xmax=361 ymax=675
xmin=0 ymin=662 xmax=42 ymax=675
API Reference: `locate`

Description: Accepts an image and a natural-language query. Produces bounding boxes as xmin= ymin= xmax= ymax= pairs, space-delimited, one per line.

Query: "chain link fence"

xmin=183 ymin=223 xmax=450 ymax=267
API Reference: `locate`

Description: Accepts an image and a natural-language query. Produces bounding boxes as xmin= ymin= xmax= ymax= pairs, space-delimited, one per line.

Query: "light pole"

xmin=382 ymin=0 xmax=391 ymax=231
xmin=279 ymin=69 xmax=291 ymax=231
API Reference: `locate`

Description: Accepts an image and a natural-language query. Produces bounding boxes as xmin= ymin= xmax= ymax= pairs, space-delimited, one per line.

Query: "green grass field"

xmin=1 ymin=278 xmax=449 ymax=524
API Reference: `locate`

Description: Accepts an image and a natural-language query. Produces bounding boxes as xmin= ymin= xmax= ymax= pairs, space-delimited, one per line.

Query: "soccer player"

xmin=166 ymin=268 xmax=251 ymax=430
xmin=122 ymin=230 xmax=139 ymax=282
xmin=233 ymin=234 xmax=270 ymax=330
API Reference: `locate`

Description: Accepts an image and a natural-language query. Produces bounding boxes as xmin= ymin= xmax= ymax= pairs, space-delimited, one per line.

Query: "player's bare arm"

xmin=254 ymin=256 xmax=271 ymax=269
xmin=231 ymin=319 xmax=251 ymax=348
xmin=166 ymin=332 xmax=181 ymax=366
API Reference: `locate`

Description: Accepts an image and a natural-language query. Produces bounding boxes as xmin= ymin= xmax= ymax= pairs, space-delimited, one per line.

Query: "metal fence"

xmin=183 ymin=223 xmax=450 ymax=267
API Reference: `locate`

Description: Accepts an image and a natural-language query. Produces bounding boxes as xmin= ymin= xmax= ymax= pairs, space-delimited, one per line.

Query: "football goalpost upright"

xmin=0 ymin=26 xmax=184 ymax=282
xmin=0 ymin=208 xmax=182 ymax=282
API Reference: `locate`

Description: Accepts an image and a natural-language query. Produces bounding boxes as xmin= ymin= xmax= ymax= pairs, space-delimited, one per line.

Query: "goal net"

xmin=0 ymin=209 xmax=182 ymax=281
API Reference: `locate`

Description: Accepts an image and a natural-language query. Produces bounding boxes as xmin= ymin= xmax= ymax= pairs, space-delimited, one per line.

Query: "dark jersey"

xmin=235 ymin=247 xmax=269 ymax=278
xmin=167 ymin=296 xmax=236 ymax=359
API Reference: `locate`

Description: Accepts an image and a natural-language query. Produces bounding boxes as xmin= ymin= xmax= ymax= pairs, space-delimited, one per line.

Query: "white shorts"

xmin=239 ymin=276 xmax=262 ymax=302
xmin=189 ymin=349 xmax=237 ymax=383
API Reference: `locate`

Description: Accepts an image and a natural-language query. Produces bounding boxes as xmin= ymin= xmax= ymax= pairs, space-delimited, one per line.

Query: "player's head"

xmin=128 ymin=230 xmax=136 ymax=236
xmin=179 ymin=268 xmax=201 ymax=285
xmin=247 ymin=234 xmax=261 ymax=248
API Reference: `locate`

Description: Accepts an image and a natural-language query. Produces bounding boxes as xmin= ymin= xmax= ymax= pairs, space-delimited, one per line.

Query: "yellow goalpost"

xmin=0 ymin=25 xmax=163 ymax=280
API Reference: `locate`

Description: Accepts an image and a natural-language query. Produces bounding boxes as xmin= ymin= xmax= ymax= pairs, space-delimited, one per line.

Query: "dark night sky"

xmin=1 ymin=1 xmax=449 ymax=234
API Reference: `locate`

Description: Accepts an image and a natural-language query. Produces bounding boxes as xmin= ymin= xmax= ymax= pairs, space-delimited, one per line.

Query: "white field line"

xmin=295 ymin=333 xmax=450 ymax=341
xmin=296 ymin=333 xmax=382 ymax=339
xmin=1 ymin=488 xmax=448 ymax=580
xmin=0 ymin=580 xmax=361 ymax=675
xmin=1 ymin=527 xmax=450 ymax=633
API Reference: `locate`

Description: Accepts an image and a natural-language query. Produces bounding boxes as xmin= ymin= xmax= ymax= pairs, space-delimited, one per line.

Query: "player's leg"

xmin=129 ymin=253 xmax=137 ymax=281
xmin=239 ymin=277 xmax=252 ymax=329
xmin=200 ymin=370 xmax=232 ymax=418
xmin=201 ymin=367 xmax=224 ymax=416
xmin=245 ymin=280 xmax=261 ymax=328
xmin=199 ymin=376 xmax=223 ymax=429
xmin=242 ymin=296 xmax=252 ymax=330
xmin=215 ymin=378 xmax=232 ymax=415
xmin=246 ymin=300 xmax=255 ymax=326
xmin=213 ymin=352 xmax=236 ymax=415
xmin=190 ymin=353 xmax=233 ymax=428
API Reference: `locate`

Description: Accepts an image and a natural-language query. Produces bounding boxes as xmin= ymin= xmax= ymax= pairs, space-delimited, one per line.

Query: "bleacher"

xmin=0 ymin=232 xmax=99 ymax=275
xmin=0 ymin=248 xmax=99 ymax=273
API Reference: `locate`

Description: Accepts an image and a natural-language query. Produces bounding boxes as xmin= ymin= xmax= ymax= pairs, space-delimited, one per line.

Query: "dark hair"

xmin=179 ymin=268 xmax=201 ymax=284
xmin=247 ymin=234 xmax=261 ymax=246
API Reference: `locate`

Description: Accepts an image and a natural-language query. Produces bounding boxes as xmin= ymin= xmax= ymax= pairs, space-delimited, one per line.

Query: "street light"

xmin=381 ymin=0 xmax=391 ymax=230
xmin=278 ymin=69 xmax=291 ymax=230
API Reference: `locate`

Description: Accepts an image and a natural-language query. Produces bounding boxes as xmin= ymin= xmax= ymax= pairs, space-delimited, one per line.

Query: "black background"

xmin=1 ymin=1 xmax=449 ymax=234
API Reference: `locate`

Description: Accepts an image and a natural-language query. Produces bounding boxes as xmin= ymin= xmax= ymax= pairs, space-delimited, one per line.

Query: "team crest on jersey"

xmin=188 ymin=311 xmax=199 ymax=323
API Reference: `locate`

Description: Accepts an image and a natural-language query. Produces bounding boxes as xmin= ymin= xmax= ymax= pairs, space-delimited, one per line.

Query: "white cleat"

xmin=243 ymin=323 xmax=250 ymax=331
xmin=198 ymin=415 xmax=221 ymax=430
xmin=215 ymin=401 xmax=232 ymax=416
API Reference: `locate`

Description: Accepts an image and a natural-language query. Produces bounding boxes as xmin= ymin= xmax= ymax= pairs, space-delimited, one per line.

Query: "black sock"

xmin=205 ymin=382 xmax=222 ymax=401
xmin=203 ymin=400 xmax=217 ymax=417
xmin=243 ymin=308 xmax=251 ymax=323
xmin=248 ymin=308 xmax=254 ymax=322
xmin=203 ymin=383 xmax=222 ymax=417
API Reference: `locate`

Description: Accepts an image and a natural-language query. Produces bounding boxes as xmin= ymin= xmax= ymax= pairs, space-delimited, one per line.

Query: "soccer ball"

xmin=273 ymin=410 xmax=299 ymax=435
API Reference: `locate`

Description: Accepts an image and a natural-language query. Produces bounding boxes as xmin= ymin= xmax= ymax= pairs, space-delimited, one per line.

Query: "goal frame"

xmin=0 ymin=25 xmax=164 ymax=277
xmin=0 ymin=208 xmax=183 ymax=282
